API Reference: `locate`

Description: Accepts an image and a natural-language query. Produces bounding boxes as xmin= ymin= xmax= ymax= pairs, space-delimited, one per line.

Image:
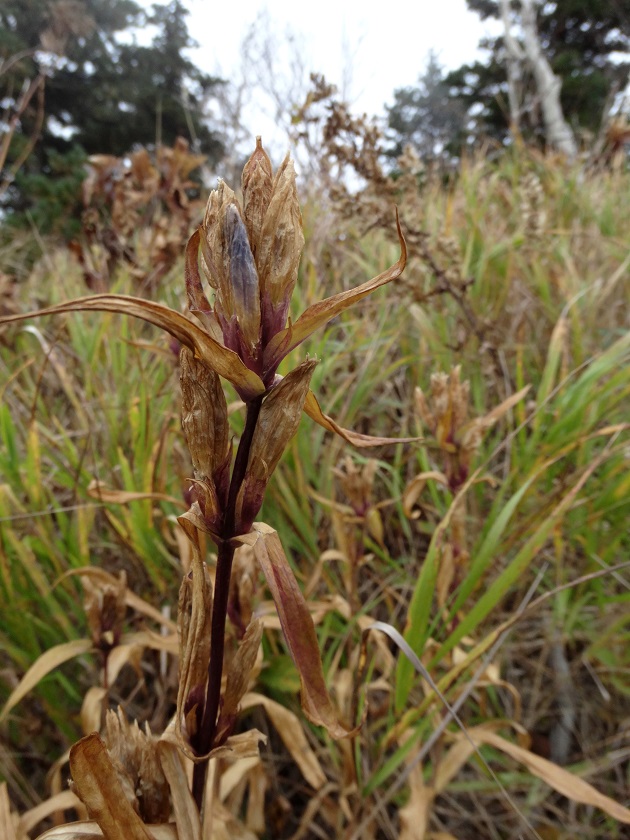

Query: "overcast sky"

xmin=176 ymin=0 xmax=502 ymax=158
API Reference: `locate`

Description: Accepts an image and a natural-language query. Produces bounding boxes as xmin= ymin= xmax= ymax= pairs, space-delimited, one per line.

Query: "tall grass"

xmin=1 ymin=148 xmax=629 ymax=838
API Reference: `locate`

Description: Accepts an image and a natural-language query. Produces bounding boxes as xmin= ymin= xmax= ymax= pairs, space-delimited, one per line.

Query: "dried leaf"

xmin=35 ymin=824 xmax=177 ymax=840
xmin=87 ymin=480 xmax=184 ymax=508
xmin=257 ymin=153 xmax=304 ymax=309
xmin=156 ymin=740 xmax=201 ymax=840
xmin=0 ymin=294 xmax=266 ymax=401
xmin=466 ymin=728 xmax=630 ymax=825
xmin=0 ymin=782 xmax=18 ymax=840
xmin=221 ymin=619 xmax=264 ymax=724
xmin=402 ymin=471 xmax=449 ymax=518
xmin=0 ymin=639 xmax=93 ymax=724
xmin=69 ymin=733 xmax=153 ymax=840
xmin=262 ymin=211 xmax=406 ymax=374
xmin=398 ymin=761 xmax=433 ymax=840
xmin=180 ymin=346 xmax=230 ymax=482
xmin=175 ymin=517 xmax=213 ymax=748
xmin=81 ymin=687 xmax=106 ymax=735
xmin=241 ymin=692 xmax=327 ymax=789
xmin=18 ymin=790 xmax=83 ymax=837
xmin=241 ymin=136 xmax=273 ymax=260
xmin=236 ymin=524 xmax=358 ymax=738
xmin=55 ymin=568 xmax=177 ymax=632
xmin=304 ymin=389 xmax=420 ymax=448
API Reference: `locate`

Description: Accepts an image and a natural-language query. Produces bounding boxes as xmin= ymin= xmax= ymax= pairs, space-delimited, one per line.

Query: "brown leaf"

xmin=55 ymin=567 xmax=177 ymax=632
xmin=175 ymin=517 xmax=213 ymax=747
xmin=156 ymin=740 xmax=201 ymax=840
xmin=241 ymin=692 xmax=327 ymax=789
xmin=69 ymin=733 xmax=153 ymax=840
xmin=262 ymin=211 xmax=406 ymax=374
xmin=0 ymin=782 xmax=18 ymax=840
xmin=257 ymin=153 xmax=304 ymax=310
xmin=304 ymin=389 xmax=421 ymax=448
xmin=18 ymin=790 xmax=83 ymax=837
xmin=236 ymin=524 xmax=359 ymax=739
xmin=87 ymin=480 xmax=184 ymax=508
xmin=468 ymin=728 xmax=630 ymax=825
xmin=241 ymin=136 xmax=273 ymax=260
xmin=35 ymin=824 xmax=177 ymax=840
xmin=221 ymin=619 xmax=264 ymax=725
xmin=0 ymin=294 xmax=266 ymax=401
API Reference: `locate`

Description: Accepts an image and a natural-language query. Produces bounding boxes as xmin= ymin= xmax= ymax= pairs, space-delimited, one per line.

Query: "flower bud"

xmin=256 ymin=153 xmax=304 ymax=344
xmin=242 ymin=136 xmax=273 ymax=260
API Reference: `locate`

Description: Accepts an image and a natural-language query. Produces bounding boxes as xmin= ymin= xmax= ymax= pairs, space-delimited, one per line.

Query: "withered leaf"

xmin=241 ymin=693 xmax=326 ymax=789
xmin=236 ymin=524 xmax=359 ymax=739
xmin=256 ymin=153 xmax=304 ymax=308
xmin=241 ymin=136 xmax=273 ymax=260
xmin=1 ymin=639 xmax=93 ymax=724
xmin=156 ymin=740 xmax=201 ymax=840
xmin=0 ymin=294 xmax=266 ymax=401
xmin=69 ymin=733 xmax=153 ymax=840
xmin=175 ymin=517 xmax=213 ymax=746
xmin=304 ymin=389 xmax=421 ymax=448
xmin=222 ymin=619 xmax=264 ymax=723
xmin=262 ymin=211 xmax=406 ymax=375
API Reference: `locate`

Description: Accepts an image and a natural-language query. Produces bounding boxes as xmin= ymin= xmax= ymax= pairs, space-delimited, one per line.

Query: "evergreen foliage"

xmin=0 ymin=0 xmax=223 ymax=235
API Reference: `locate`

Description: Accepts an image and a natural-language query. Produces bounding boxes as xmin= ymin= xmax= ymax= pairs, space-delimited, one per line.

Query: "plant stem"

xmin=191 ymin=395 xmax=263 ymax=812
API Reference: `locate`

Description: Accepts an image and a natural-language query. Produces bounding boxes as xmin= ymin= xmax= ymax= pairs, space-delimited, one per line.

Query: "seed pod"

xmin=235 ymin=359 xmax=317 ymax=531
xmin=256 ymin=153 xmax=304 ymax=343
xmin=83 ymin=571 xmax=127 ymax=652
xmin=242 ymin=136 xmax=273 ymax=260
xmin=104 ymin=707 xmax=170 ymax=824
xmin=223 ymin=203 xmax=262 ymax=355
xmin=180 ymin=346 xmax=230 ymax=483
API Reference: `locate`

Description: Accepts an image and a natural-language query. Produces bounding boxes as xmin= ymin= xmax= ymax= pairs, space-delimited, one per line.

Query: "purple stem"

xmin=191 ymin=395 xmax=263 ymax=811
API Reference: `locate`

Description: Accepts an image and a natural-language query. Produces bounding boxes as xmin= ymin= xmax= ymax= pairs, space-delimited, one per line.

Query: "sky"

xmin=177 ymin=0 xmax=502 ymax=159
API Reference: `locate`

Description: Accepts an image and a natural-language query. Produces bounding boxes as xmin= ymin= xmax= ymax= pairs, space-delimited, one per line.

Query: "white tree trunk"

xmin=520 ymin=0 xmax=578 ymax=157
xmin=499 ymin=0 xmax=525 ymax=132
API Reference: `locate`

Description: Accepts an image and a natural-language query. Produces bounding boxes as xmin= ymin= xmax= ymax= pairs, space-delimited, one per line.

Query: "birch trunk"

xmin=499 ymin=0 xmax=525 ymax=132
xmin=520 ymin=0 xmax=577 ymax=157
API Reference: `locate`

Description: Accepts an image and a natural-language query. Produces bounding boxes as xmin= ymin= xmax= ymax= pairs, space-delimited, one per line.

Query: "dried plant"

xmin=405 ymin=366 xmax=529 ymax=610
xmin=72 ymin=138 xmax=207 ymax=290
xmin=0 ymin=137 xmax=406 ymax=834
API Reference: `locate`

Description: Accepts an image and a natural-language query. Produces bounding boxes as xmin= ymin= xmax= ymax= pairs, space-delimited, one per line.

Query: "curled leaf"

xmin=218 ymin=619 xmax=264 ymax=740
xmin=0 ymin=294 xmax=266 ymax=401
xmin=175 ymin=517 xmax=213 ymax=748
xmin=180 ymin=347 xmax=230 ymax=481
xmin=263 ymin=210 xmax=406 ymax=374
xmin=0 ymin=639 xmax=93 ymax=724
xmin=304 ymin=389 xmax=420 ymax=448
